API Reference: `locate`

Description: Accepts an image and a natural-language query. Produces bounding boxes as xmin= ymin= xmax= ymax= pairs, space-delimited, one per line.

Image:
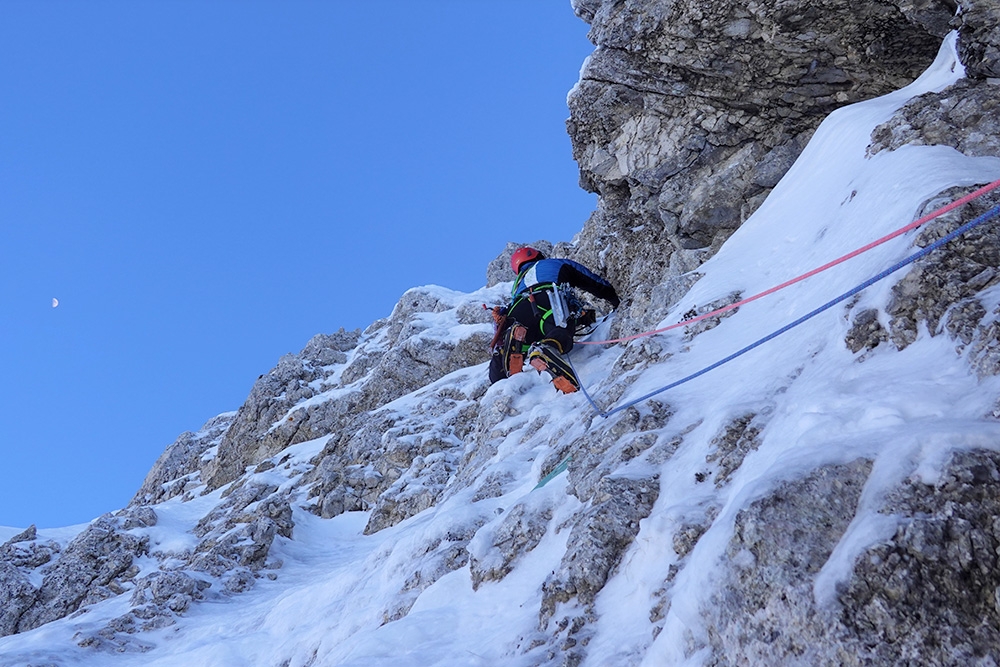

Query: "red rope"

xmin=578 ymin=176 xmax=1000 ymax=346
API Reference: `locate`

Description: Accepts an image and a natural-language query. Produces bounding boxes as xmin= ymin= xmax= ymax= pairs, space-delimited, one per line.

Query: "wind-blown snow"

xmin=4 ymin=33 xmax=1000 ymax=667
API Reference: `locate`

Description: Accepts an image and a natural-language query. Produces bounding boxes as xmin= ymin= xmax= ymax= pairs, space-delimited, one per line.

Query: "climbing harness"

xmin=572 ymin=196 xmax=1000 ymax=419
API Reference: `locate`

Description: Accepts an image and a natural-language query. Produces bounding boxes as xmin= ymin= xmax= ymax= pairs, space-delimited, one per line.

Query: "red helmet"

xmin=510 ymin=246 xmax=544 ymax=273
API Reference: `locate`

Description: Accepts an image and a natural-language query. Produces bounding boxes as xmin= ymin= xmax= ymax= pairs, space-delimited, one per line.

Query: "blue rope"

xmin=572 ymin=202 xmax=1000 ymax=419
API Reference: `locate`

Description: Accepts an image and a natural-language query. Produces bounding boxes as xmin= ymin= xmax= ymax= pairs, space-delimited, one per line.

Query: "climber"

xmin=488 ymin=246 xmax=620 ymax=393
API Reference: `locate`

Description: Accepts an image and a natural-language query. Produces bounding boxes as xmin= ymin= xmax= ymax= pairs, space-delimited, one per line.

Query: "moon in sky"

xmin=52 ymin=298 xmax=59 ymax=308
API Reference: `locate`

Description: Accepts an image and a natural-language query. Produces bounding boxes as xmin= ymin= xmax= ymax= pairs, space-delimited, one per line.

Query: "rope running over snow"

xmin=577 ymin=177 xmax=1000 ymax=347
xmin=572 ymin=200 xmax=1000 ymax=419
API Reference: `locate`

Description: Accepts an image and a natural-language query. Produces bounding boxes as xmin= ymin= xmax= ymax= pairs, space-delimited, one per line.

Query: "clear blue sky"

xmin=0 ymin=2 xmax=596 ymax=528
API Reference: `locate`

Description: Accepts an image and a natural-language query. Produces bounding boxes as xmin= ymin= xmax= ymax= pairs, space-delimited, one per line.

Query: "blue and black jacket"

xmin=511 ymin=258 xmax=620 ymax=309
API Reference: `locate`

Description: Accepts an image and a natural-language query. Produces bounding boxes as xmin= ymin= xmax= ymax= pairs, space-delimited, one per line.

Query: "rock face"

xmin=203 ymin=290 xmax=494 ymax=491
xmin=705 ymin=451 xmax=1000 ymax=666
xmin=566 ymin=0 xmax=955 ymax=333
xmin=6 ymin=1 xmax=1000 ymax=665
xmin=1 ymin=514 xmax=149 ymax=638
xmin=704 ymin=459 xmax=874 ymax=665
xmin=0 ymin=285 xmax=502 ymax=650
xmin=843 ymin=449 xmax=1000 ymax=664
xmin=132 ymin=411 xmax=235 ymax=506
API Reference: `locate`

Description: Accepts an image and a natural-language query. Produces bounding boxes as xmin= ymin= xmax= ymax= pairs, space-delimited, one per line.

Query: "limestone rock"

xmin=704 ymin=459 xmax=873 ymax=665
xmin=204 ymin=288 xmax=493 ymax=492
xmin=132 ymin=411 xmax=235 ymax=506
xmin=957 ymin=0 xmax=1000 ymax=79
xmin=845 ymin=307 xmax=888 ymax=354
xmin=842 ymin=449 xmax=1000 ymax=664
xmin=191 ymin=481 xmax=292 ymax=575
xmin=540 ymin=474 xmax=660 ymax=655
xmin=567 ymin=0 xmax=945 ymax=334
xmin=706 ymin=412 xmax=765 ymax=486
xmin=16 ymin=517 xmax=148 ymax=633
xmin=0 ymin=562 xmax=36 ymax=637
xmin=201 ymin=335 xmax=355 ymax=491
xmin=381 ymin=519 xmax=485 ymax=624
xmin=129 ymin=571 xmax=211 ymax=618
xmin=868 ymin=78 xmax=1000 ymax=159
xmin=885 ymin=190 xmax=1000 ymax=354
xmin=468 ymin=494 xmax=555 ymax=590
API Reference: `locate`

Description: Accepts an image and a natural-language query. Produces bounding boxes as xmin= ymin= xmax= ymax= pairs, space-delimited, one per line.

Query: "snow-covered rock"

xmin=4 ymin=2 xmax=1000 ymax=666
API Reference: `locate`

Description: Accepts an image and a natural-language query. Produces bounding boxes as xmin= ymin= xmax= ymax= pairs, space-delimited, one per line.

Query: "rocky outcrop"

xmin=539 ymin=475 xmax=660 ymax=664
xmin=201 ymin=328 xmax=363 ymax=490
xmin=203 ymin=289 xmax=494 ymax=492
xmin=14 ymin=515 xmax=149 ymax=635
xmin=835 ymin=185 xmax=1000 ymax=373
xmin=840 ymin=30 xmax=1000 ymax=373
xmin=301 ymin=361 xmax=487 ymax=534
xmin=842 ymin=449 xmax=1000 ymax=664
xmin=0 ymin=527 xmax=49 ymax=637
xmin=956 ymin=0 xmax=1000 ymax=79
xmin=703 ymin=450 xmax=1000 ymax=665
xmin=884 ymin=190 xmax=1000 ymax=354
xmin=704 ymin=459 xmax=873 ymax=665
xmin=132 ymin=411 xmax=235 ymax=506
xmin=468 ymin=492 xmax=556 ymax=590
xmin=566 ymin=0 xmax=952 ymax=334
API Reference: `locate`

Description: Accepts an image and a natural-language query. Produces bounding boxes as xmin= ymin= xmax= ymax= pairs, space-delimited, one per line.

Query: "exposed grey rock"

xmin=845 ymin=307 xmax=889 ymax=353
xmin=11 ymin=0 xmax=1000 ymax=659
xmin=704 ymin=459 xmax=873 ymax=665
xmin=132 ymin=411 xmax=236 ymax=506
xmin=307 ymin=460 xmax=379 ymax=519
xmin=866 ymin=73 xmax=1000 ymax=371
xmin=567 ymin=0 xmax=945 ymax=335
xmin=0 ymin=562 xmax=36 ymax=637
xmin=885 ymin=190 xmax=1000 ymax=354
xmin=204 ymin=289 xmax=492 ymax=492
xmin=191 ymin=482 xmax=292 ymax=576
xmin=868 ymin=78 xmax=1000 ymax=159
xmin=2 ymin=525 xmax=36 ymax=546
xmin=119 ymin=506 xmax=157 ymax=530
xmin=129 ymin=571 xmax=211 ymax=617
xmin=469 ymin=495 xmax=555 ymax=590
xmin=471 ymin=470 xmax=516 ymax=502
xmin=199 ymin=327 xmax=363 ymax=492
xmin=0 ymin=531 xmax=59 ymax=571
xmin=382 ymin=518 xmax=487 ymax=624
xmin=300 ymin=370 xmax=484 ymax=532
xmin=706 ymin=412 xmax=766 ymax=486
xmin=673 ymin=522 xmax=710 ymax=560
xmin=364 ymin=446 xmax=460 ymax=535
xmin=17 ymin=517 xmax=148 ymax=633
xmin=539 ymin=474 xmax=660 ymax=663
xmin=564 ymin=403 xmax=670 ymax=504
xmin=201 ymin=354 xmax=333 ymax=491
xmin=681 ymin=292 xmax=743 ymax=342
xmin=222 ymin=567 xmax=256 ymax=594
xmin=76 ymin=571 xmax=213 ymax=653
xmin=957 ymin=0 xmax=1000 ymax=79
xmin=841 ymin=449 xmax=1000 ymax=665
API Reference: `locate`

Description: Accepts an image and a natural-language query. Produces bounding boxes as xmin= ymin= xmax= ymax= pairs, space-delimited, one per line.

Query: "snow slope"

xmin=3 ymin=34 xmax=1000 ymax=667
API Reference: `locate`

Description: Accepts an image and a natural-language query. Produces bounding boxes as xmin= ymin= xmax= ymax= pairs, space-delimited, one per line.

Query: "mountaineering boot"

xmin=527 ymin=341 xmax=579 ymax=394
